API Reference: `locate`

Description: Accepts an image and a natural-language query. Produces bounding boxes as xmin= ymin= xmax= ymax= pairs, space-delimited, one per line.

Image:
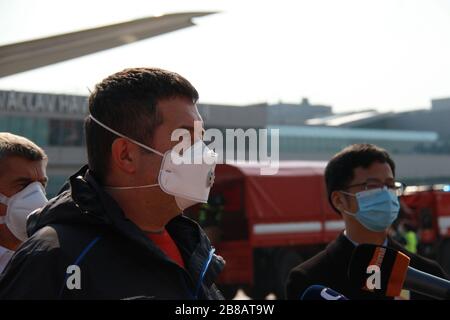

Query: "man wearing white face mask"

xmin=0 ymin=133 xmax=48 ymax=274
xmin=0 ymin=68 xmax=225 ymax=300
xmin=286 ymin=144 xmax=448 ymax=300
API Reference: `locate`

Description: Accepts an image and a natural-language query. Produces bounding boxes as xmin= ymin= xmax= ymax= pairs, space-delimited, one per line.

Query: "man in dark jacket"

xmin=286 ymin=144 xmax=448 ymax=300
xmin=0 ymin=67 xmax=225 ymax=299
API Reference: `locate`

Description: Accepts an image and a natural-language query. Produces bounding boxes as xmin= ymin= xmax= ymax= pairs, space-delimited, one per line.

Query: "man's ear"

xmin=110 ymin=138 xmax=138 ymax=174
xmin=331 ymin=190 xmax=346 ymax=214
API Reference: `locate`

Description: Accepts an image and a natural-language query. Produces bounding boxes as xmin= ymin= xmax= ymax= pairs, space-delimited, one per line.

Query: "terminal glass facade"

xmin=0 ymin=116 xmax=85 ymax=147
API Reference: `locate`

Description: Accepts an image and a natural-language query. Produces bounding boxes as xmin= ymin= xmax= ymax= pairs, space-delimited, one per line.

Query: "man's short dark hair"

xmin=324 ymin=143 xmax=396 ymax=213
xmin=0 ymin=132 xmax=47 ymax=164
xmin=85 ymin=67 xmax=199 ymax=184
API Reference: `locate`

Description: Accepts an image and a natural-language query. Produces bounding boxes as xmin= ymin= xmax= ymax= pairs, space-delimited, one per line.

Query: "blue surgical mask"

xmin=340 ymin=187 xmax=400 ymax=232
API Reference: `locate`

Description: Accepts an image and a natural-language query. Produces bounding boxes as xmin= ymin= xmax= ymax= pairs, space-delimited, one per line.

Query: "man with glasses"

xmin=286 ymin=143 xmax=448 ymax=299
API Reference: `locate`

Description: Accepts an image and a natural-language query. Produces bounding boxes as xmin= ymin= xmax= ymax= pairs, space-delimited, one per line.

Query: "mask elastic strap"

xmin=342 ymin=209 xmax=357 ymax=217
xmin=104 ymin=183 xmax=159 ymax=190
xmin=339 ymin=191 xmax=358 ymax=216
xmin=89 ymin=115 xmax=164 ymax=157
xmin=0 ymin=193 xmax=8 ymax=205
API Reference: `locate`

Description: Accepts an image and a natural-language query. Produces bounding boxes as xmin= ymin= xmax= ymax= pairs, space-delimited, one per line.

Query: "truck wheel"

xmin=217 ymin=284 xmax=239 ymax=300
xmin=248 ymin=248 xmax=273 ymax=299
xmin=438 ymin=239 xmax=450 ymax=276
xmin=273 ymin=250 xmax=303 ymax=300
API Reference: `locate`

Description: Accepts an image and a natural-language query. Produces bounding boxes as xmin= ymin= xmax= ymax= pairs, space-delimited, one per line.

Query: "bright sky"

xmin=1 ymin=0 xmax=450 ymax=113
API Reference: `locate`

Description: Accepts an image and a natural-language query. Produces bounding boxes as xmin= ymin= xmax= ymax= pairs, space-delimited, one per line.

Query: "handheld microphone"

xmin=300 ymin=285 xmax=349 ymax=300
xmin=348 ymin=244 xmax=409 ymax=297
xmin=348 ymin=244 xmax=450 ymax=300
xmin=403 ymin=266 xmax=450 ymax=300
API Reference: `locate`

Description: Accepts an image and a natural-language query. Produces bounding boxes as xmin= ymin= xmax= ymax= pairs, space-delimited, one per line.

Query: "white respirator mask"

xmin=0 ymin=182 xmax=48 ymax=241
xmin=89 ymin=115 xmax=218 ymax=211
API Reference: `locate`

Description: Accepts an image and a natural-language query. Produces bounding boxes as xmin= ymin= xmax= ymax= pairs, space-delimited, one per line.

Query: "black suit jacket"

xmin=286 ymin=232 xmax=448 ymax=300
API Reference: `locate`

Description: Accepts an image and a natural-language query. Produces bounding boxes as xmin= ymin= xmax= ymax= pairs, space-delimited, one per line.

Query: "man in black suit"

xmin=286 ymin=143 xmax=448 ymax=300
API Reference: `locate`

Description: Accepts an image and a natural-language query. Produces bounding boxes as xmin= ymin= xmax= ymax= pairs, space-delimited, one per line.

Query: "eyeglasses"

xmin=345 ymin=180 xmax=407 ymax=197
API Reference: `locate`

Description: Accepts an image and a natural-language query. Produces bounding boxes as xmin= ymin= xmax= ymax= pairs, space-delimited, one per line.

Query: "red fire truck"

xmin=401 ymin=185 xmax=450 ymax=275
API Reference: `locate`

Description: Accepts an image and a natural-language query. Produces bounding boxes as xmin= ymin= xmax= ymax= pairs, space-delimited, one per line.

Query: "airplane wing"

xmin=0 ymin=12 xmax=216 ymax=77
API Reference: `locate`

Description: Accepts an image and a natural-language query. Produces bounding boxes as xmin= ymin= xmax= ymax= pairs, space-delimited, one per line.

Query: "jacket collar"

xmin=326 ymin=232 xmax=403 ymax=272
xmin=325 ymin=232 xmax=355 ymax=268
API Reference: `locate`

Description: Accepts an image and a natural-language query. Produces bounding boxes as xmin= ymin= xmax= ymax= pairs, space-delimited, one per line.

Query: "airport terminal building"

xmin=0 ymin=90 xmax=87 ymax=196
xmin=1 ymin=89 xmax=449 ymax=196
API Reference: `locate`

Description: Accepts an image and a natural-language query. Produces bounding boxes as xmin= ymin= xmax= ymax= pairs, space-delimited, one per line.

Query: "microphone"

xmin=404 ymin=266 xmax=450 ymax=300
xmin=300 ymin=285 xmax=349 ymax=300
xmin=348 ymin=244 xmax=409 ymax=298
xmin=348 ymin=244 xmax=450 ymax=300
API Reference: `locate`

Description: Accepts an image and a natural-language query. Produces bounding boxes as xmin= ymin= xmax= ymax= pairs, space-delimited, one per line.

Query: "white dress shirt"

xmin=343 ymin=230 xmax=388 ymax=247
